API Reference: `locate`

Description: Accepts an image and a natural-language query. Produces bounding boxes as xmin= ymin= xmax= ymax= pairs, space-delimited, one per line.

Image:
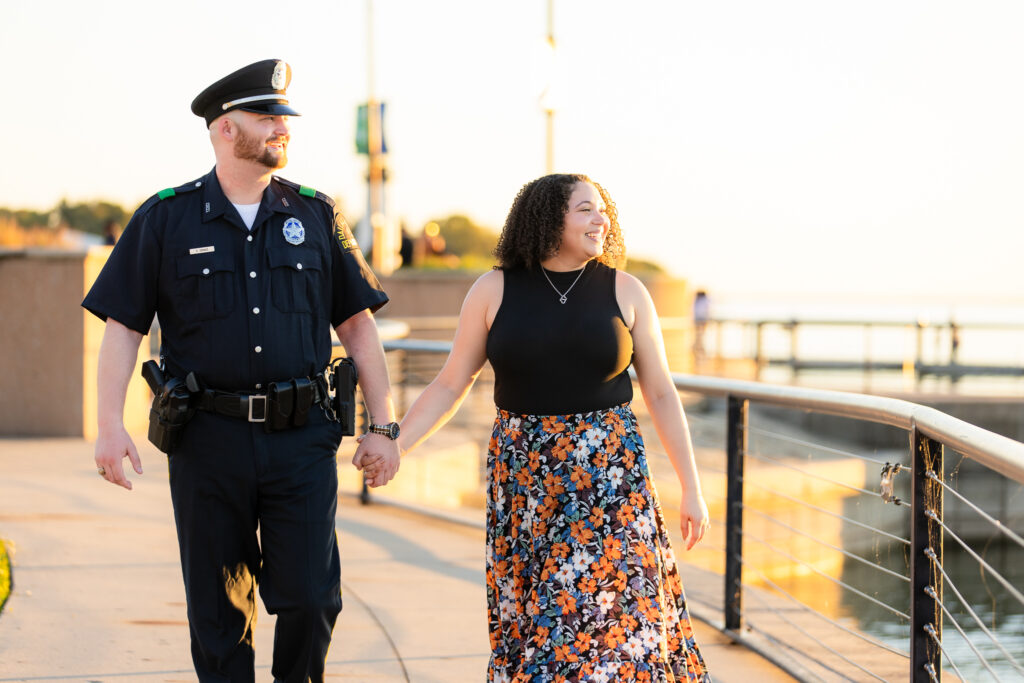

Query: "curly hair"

xmin=493 ymin=173 xmax=625 ymax=270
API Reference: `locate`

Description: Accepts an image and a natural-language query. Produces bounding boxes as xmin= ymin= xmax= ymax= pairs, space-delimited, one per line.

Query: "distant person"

xmin=82 ymin=59 xmax=401 ymax=681
xmin=399 ymin=225 xmax=414 ymax=267
xmin=693 ymin=289 xmax=710 ymax=365
xmin=102 ymin=219 xmax=121 ymax=245
xmin=357 ymin=173 xmax=711 ymax=681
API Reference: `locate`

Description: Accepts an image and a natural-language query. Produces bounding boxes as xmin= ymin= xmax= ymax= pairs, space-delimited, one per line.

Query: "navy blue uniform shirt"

xmin=83 ymin=168 xmax=388 ymax=391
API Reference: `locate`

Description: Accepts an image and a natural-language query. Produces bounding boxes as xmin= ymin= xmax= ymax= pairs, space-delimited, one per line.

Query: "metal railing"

xmin=375 ymin=338 xmax=1024 ymax=681
xmin=700 ymin=317 xmax=1024 ymax=384
xmin=673 ymin=373 xmax=1024 ymax=681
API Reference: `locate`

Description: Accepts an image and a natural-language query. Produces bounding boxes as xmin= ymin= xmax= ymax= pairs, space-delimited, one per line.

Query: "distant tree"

xmin=623 ymin=257 xmax=667 ymax=274
xmin=0 ymin=207 xmax=50 ymax=228
xmin=431 ymin=214 xmax=498 ymax=259
xmin=58 ymin=200 xmax=131 ymax=236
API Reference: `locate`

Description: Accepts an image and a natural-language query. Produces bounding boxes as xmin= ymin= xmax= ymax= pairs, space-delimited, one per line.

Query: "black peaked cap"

xmin=191 ymin=59 xmax=300 ymax=126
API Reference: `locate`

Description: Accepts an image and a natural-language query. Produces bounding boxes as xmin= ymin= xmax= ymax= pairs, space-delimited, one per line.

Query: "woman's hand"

xmin=679 ymin=488 xmax=710 ymax=551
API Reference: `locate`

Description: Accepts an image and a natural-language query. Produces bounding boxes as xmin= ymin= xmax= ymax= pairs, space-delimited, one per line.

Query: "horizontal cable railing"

xmin=371 ymin=337 xmax=1024 ymax=682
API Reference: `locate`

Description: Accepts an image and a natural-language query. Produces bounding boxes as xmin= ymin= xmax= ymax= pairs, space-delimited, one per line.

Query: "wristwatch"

xmin=367 ymin=422 xmax=401 ymax=440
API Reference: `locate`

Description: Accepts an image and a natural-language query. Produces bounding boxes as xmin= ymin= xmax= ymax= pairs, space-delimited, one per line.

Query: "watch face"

xmin=388 ymin=422 xmax=401 ymax=439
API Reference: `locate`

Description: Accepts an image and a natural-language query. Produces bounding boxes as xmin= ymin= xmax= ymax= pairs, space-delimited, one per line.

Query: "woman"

xmin=360 ymin=173 xmax=711 ymax=682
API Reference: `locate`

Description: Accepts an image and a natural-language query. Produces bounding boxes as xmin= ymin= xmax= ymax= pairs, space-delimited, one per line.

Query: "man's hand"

xmin=351 ymin=433 xmax=400 ymax=487
xmin=95 ymin=427 xmax=143 ymax=490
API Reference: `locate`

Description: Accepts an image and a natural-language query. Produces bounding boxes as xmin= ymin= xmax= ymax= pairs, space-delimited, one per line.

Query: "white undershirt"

xmin=232 ymin=202 xmax=260 ymax=231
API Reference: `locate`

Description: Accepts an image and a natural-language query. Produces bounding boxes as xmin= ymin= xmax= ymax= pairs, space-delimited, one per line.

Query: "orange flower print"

xmin=623 ymin=448 xmax=636 ymax=468
xmin=528 ymin=449 xmax=542 ymax=471
xmin=555 ymin=590 xmax=577 ymax=614
xmin=603 ymin=624 xmax=626 ymax=650
xmin=569 ymin=519 xmax=594 ymax=544
xmin=543 ymin=472 xmax=566 ymax=496
xmin=570 ymin=466 xmax=593 ymax=490
xmin=616 ymin=503 xmax=637 ymax=526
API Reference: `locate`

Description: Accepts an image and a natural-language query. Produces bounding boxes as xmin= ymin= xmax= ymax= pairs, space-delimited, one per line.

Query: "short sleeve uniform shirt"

xmin=83 ymin=168 xmax=388 ymax=391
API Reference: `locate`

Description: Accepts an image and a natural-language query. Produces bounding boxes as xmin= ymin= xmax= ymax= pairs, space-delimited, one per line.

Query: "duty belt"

xmin=197 ymin=372 xmax=330 ymax=432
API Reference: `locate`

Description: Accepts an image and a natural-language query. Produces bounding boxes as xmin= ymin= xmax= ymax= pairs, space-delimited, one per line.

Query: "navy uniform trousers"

xmin=168 ymin=406 xmax=344 ymax=682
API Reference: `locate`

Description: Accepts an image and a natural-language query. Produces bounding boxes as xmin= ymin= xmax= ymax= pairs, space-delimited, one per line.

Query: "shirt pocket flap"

xmin=267 ymin=247 xmax=321 ymax=272
xmin=176 ymin=252 xmax=234 ymax=278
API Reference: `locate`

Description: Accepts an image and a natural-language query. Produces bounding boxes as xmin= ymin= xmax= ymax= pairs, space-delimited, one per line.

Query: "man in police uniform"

xmin=83 ymin=59 xmax=401 ymax=682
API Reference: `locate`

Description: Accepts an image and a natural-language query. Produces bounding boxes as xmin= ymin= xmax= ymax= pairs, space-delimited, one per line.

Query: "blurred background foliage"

xmin=0 ymin=198 xmax=667 ymax=275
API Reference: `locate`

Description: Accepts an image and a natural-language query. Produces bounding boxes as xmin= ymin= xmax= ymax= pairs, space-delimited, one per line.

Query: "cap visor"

xmin=239 ymin=103 xmax=301 ymax=117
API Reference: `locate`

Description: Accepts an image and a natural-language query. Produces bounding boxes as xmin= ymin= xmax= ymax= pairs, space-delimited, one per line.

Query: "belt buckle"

xmin=248 ymin=394 xmax=267 ymax=422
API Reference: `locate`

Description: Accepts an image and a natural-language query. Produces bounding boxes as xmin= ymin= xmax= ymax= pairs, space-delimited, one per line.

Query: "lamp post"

xmin=365 ymin=0 xmax=393 ymax=275
xmin=542 ymin=0 xmax=555 ymax=174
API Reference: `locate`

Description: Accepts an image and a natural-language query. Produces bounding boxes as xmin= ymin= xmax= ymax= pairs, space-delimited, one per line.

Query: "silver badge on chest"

xmin=282 ymin=217 xmax=305 ymax=245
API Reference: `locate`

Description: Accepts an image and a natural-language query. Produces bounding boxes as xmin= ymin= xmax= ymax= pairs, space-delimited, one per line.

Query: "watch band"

xmin=367 ymin=422 xmax=400 ymax=440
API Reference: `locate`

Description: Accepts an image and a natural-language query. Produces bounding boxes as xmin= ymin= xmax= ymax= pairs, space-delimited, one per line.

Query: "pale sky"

xmin=3 ymin=0 xmax=1024 ymax=300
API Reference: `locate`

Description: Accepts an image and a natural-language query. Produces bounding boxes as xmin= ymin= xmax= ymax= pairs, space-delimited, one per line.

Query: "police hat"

xmin=191 ymin=59 xmax=301 ymax=126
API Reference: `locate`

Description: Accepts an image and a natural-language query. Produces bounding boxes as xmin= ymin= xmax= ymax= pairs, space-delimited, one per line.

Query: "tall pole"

xmin=366 ymin=0 xmax=390 ymax=274
xmin=544 ymin=0 xmax=555 ymax=174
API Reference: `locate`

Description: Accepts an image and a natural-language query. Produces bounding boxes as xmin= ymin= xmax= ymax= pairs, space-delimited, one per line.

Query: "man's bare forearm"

xmin=97 ymin=319 xmax=144 ymax=433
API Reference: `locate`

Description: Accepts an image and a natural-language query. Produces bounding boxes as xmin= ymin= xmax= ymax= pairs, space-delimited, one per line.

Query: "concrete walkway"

xmin=0 ymin=437 xmax=794 ymax=682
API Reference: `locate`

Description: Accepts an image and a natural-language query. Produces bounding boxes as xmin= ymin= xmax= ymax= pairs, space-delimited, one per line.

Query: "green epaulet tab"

xmin=157 ymin=188 xmax=176 ymax=200
xmin=298 ymin=185 xmax=317 ymax=198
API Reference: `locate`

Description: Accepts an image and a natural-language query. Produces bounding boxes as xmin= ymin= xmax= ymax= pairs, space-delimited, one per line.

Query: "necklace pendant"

xmin=559 ymin=295 xmax=567 ymax=304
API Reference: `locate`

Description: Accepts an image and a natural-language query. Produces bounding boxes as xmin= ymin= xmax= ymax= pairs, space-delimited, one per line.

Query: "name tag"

xmin=189 ymin=246 xmax=215 ymax=255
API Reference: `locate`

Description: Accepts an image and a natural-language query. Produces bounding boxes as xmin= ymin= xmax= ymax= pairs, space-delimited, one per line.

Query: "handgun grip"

xmin=141 ymin=360 xmax=165 ymax=395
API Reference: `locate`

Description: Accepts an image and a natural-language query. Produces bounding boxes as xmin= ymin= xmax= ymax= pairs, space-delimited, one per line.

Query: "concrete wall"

xmin=377 ymin=268 xmax=693 ymax=318
xmin=0 ymin=248 xmax=150 ymax=438
xmin=0 ymin=250 xmax=85 ymax=436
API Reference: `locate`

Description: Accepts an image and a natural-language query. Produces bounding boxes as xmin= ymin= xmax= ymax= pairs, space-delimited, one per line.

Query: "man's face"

xmin=232 ymin=112 xmax=290 ymax=169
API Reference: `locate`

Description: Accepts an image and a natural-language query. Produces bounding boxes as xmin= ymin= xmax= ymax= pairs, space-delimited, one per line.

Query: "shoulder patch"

xmin=275 ymin=175 xmax=336 ymax=208
xmin=157 ymin=188 xmax=176 ymax=200
xmin=333 ymin=213 xmax=359 ymax=252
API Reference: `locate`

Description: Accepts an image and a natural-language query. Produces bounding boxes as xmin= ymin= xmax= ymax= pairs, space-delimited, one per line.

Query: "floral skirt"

xmin=486 ymin=403 xmax=711 ymax=683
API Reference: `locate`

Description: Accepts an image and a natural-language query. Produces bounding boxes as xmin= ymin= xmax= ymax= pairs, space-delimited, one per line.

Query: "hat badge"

xmin=271 ymin=62 xmax=288 ymax=90
xmin=283 ymin=217 xmax=305 ymax=245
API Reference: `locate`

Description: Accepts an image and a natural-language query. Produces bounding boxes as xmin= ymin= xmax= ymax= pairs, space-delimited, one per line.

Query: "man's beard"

xmin=234 ymin=126 xmax=288 ymax=169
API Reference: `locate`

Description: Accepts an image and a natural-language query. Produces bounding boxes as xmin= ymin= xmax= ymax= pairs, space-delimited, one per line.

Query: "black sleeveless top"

xmin=486 ymin=260 xmax=634 ymax=415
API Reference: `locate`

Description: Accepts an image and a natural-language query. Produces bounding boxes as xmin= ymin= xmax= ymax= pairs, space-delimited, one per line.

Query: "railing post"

xmin=910 ymin=427 xmax=943 ymax=682
xmin=725 ymin=395 xmax=748 ymax=632
xmin=754 ymin=322 xmax=765 ymax=380
xmin=787 ymin=319 xmax=798 ymax=376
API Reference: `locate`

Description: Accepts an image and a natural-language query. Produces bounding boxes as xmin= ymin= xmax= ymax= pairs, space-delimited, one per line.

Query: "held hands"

xmin=351 ymin=433 xmax=401 ymax=488
xmin=95 ymin=427 xmax=143 ymax=490
xmin=679 ymin=488 xmax=710 ymax=551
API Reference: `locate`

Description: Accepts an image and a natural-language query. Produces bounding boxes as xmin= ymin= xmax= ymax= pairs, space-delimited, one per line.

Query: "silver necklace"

xmin=541 ymin=265 xmax=586 ymax=304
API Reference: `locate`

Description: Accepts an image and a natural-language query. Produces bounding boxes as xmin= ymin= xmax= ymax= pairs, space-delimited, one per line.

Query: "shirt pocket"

xmin=267 ymin=246 xmax=322 ymax=314
xmin=175 ymin=252 xmax=236 ymax=321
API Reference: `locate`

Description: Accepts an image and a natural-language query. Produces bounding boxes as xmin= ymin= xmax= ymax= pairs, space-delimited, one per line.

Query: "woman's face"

xmin=557 ymin=182 xmax=610 ymax=264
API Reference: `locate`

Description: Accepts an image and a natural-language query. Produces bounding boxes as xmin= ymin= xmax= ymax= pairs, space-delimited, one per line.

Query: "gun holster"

xmin=329 ymin=357 xmax=358 ymax=436
xmin=142 ymin=361 xmax=197 ymax=454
